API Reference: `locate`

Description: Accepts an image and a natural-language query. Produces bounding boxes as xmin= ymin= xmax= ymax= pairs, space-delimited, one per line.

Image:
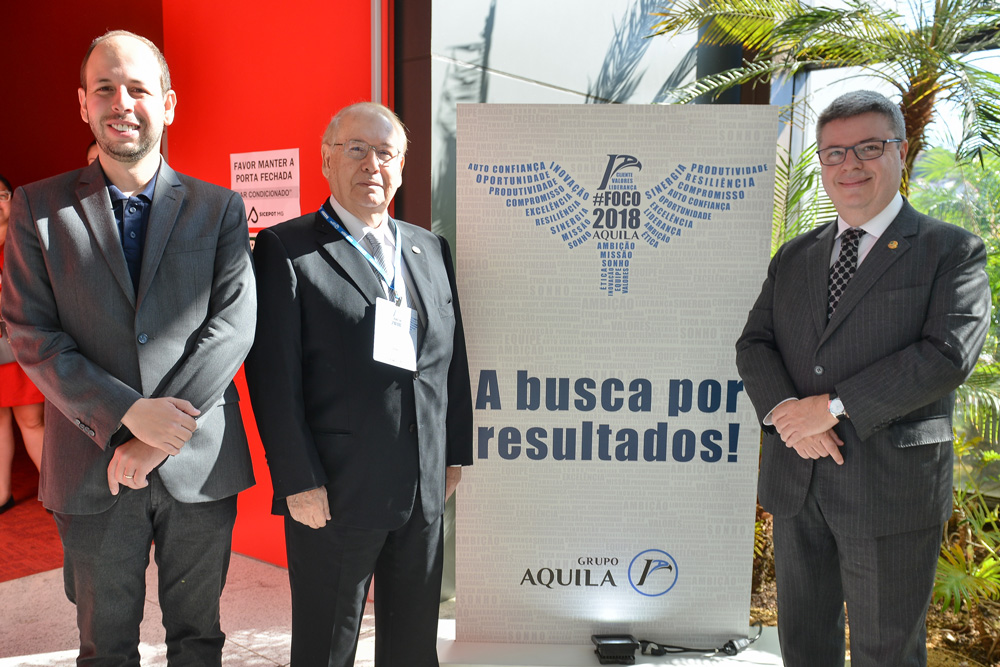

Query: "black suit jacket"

xmin=245 ymin=202 xmax=473 ymax=530
xmin=736 ymin=201 xmax=990 ymax=537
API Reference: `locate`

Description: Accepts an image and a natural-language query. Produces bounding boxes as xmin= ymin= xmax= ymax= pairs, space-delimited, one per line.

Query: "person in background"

xmin=86 ymin=140 xmax=99 ymax=165
xmin=0 ymin=173 xmax=44 ymax=514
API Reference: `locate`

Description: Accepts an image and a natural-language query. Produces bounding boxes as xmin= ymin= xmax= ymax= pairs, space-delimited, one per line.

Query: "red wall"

xmin=0 ymin=2 xmax=165 ymax=188
xmin=162 ymin=0 xmax=387 ymax=565
xmin=161 ymin=0 xmax=375 ymax=209
xmin=2 ymin=1 xmax=393 ymax=567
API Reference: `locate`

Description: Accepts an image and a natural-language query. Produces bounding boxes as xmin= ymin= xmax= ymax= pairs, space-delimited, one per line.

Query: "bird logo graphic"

xmin=465 ymin=153 xmax=768 ymax=296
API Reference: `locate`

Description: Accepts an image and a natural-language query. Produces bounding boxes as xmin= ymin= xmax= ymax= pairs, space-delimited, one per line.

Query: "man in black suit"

xmin=245 ymin=102 xmax=473 ymax=667
xmin=736 ymin=90 xmax=990 ymax=665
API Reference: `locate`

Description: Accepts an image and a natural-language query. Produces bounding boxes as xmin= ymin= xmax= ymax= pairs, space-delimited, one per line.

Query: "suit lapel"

xmin=315 ymin=203 xmax=384 ymax=304
xmin=76 ymin=163 xmax=136 ymax=308
xmin=818 ymin=203 xmax=916 ymax=347
xmin=137 ymin=161 xmax=182 ymax=306
xmin=397 ymin=221 xmax=430 ymax=347
xmin=807 ymin=221 xmax=837 ymax=339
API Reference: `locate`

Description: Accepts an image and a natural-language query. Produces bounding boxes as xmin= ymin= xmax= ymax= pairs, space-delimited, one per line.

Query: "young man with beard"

xmin=1 ymin=31 xmax=256 ymax=665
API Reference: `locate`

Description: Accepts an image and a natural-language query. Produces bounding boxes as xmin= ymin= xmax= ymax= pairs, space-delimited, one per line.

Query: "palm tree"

xmin=650 ymin=0 xmax=1000 ymax=191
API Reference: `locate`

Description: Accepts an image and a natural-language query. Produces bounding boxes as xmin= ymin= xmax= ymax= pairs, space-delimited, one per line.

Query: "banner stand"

xmin=438 ymin=626 xmax=783 ymax=665
xmin=455 ymin=104 xmax=777 ymax=651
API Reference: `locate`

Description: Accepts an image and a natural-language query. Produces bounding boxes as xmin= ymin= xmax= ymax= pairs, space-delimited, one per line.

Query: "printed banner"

xmin=455 ymin=104 xmax=775 ymax=645
xmin=230 ymin=148 xmax=300 ymax=231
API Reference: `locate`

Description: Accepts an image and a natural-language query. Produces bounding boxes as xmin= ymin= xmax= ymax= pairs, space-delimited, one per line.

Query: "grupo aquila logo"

xmin=628 ymin=549 xmax=678 ymax=597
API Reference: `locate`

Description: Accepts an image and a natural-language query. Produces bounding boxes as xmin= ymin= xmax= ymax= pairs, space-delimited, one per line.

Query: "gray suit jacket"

xmin=1 ymin=160 xmax=256 ymax=514
xmin=244 ymin=202 xmax=473 ymax=531
xmin=736 ymin=201 xmax=990 ymax=537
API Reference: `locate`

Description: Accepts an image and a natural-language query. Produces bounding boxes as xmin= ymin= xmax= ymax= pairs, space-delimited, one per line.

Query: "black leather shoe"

xmin=0 ymin=496 xmax=15 ymax=514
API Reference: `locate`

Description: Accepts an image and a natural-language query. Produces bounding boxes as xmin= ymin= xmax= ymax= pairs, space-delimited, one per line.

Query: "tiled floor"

xmin=0 ymin=554 xmax=783 ymax=666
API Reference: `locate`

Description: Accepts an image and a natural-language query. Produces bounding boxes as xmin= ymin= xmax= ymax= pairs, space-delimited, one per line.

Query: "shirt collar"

xmin=836 ymin=192 xmax=902 ymax=240
xmin=327 ymin=195 xmax=394 ymax=249
xmin=102 ymin=160 xmax=160 ymax=203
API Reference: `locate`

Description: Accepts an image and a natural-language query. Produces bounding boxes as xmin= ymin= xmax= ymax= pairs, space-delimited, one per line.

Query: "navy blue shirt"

xmin=106 ymin=170 xmax=158 ymax=295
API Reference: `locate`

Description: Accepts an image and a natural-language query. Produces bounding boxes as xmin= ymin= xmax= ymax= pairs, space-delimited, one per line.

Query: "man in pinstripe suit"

xmin=736 ymin=90 xmax=990 ymax=665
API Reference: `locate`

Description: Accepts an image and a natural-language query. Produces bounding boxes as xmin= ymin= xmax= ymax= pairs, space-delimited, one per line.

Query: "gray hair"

xmin=816 ymin=90 xmax=905 ymax=144
xmin=321 ymin=102 xmax=408 ymax=153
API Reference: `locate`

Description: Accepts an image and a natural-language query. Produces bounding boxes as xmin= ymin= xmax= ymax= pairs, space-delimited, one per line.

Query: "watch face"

xmin=830 ymin=398 xmax=844 ymax=416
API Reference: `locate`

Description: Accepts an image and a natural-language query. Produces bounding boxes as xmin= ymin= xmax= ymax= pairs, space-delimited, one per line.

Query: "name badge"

xmin=373 ymin=297 xmax=418 ymax=371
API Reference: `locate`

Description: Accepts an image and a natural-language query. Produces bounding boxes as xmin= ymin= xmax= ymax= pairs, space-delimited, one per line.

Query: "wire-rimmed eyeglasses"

xmin=331 ymin=140 xmax=403 ymax=165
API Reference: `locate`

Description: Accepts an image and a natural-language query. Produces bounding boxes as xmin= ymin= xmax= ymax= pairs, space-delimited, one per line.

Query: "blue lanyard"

xmin=319 ymin=208 xmax=403 ymax=300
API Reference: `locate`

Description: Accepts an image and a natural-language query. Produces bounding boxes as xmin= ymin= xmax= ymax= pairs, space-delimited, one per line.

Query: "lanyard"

xmin=319 ymin=208 xmax=403 ymax=302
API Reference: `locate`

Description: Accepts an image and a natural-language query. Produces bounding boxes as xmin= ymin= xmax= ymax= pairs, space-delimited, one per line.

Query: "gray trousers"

xmin=773 ymin=486 xmax=941 ymax=667
xmin=55 ymin=471 xmax=238 ymax=667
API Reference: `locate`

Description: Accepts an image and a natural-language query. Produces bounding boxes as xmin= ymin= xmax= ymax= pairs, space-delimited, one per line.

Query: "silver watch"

xmin=828 ymin=393 xmax=847 ymax=420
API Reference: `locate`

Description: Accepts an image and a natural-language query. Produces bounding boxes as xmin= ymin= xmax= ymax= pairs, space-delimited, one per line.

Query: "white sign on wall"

xmin=455 ymin=104 xmax=775 ymax=645
xmin=230 ymin=148 xmax=300 ymax=231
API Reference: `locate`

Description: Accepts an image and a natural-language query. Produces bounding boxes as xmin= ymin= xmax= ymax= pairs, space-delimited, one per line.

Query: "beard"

xmin=91 ymin=115 xmax=162 ymax=164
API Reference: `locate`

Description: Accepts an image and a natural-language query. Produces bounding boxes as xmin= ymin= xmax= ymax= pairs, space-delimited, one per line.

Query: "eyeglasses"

xmin=817 ymin=139 xmax=903 ymax=166
xmin=331 ymin=140 xmax=403 ymax=165
xmin=0 ymin=191 xmax=10 ymax=202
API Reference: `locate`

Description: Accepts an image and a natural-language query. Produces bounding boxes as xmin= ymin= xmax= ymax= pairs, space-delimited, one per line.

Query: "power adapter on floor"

xmin=591 ymin=622 xmax=762 ymax=663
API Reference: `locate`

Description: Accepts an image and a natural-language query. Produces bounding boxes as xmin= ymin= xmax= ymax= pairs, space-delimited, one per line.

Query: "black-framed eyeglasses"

xmin=0 ymin=191 xmax=10 ymax=202
xmin=331 ymin=140 xmax=403 ymax=165
xmin=817 ymin=139 xmax=903 ymax=166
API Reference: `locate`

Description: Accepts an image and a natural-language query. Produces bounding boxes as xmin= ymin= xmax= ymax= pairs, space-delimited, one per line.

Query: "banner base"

xmin=438 ymin=623 xmax=784 ymax=666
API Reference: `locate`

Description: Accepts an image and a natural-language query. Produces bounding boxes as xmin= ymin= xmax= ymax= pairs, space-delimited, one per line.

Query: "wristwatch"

xmin=828 ymin=392 xmax=848 ymax=420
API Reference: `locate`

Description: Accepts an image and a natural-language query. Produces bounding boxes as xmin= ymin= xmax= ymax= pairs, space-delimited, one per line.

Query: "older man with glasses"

xmin=737 ymin=90 xmax=991 ymax=666
xmin=246 ymin=102 xmax=473 ymax=667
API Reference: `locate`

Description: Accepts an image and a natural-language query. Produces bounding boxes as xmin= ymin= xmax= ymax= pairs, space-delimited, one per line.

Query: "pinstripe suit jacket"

xmin=736 ymin=200 xmax=990 ymax=537
xmin=1 ymin=160 xmax=256 ymax=514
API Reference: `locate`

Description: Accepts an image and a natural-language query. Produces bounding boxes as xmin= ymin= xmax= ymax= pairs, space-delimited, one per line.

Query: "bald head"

xmin=81 ymin=30 xmax=171 ymax=95
xmin=322 ymin=102 xmax=408 ymax=155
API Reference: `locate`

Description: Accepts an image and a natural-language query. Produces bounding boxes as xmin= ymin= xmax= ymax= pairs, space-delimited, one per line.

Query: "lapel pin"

xmin=411 ymin=246 xmax=421 ymax=254
xmin=888 ymin=240 xmax=898 ymax=249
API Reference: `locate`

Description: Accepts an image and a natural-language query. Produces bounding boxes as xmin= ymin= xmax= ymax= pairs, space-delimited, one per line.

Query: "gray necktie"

xmin=828 ymin=227 xmax=865 ymax=319
xmin=364 ymin=234 xmax=396 ymax=302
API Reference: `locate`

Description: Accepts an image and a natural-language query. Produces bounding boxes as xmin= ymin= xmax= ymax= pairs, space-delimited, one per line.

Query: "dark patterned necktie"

xmin=828 ymin=227 xmax=865 ymax=319
xmin=364 ymin=233 xmax=397 ymax=302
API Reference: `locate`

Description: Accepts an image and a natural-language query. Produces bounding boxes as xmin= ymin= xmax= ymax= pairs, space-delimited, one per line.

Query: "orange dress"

xmin=0 ymin=245 xmax=45 ymax=408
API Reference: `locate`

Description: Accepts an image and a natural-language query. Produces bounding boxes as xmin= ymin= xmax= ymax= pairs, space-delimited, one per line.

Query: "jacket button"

xmin=814 ymin=365 xmax=824 ymax=375
xmin=413 ymin=370 xmax=420 ymax=379
xmin=409 ymin=423 xmax=418 ymax=434
xmin=137 ymin=333 xmax=149 ymax=344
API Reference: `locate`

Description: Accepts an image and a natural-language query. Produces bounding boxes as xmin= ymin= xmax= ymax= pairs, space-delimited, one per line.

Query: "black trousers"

xmin=55 ymin=471 xmax=238 ymax=667
xmin=284 ymin=492 xmax=444 ymax=667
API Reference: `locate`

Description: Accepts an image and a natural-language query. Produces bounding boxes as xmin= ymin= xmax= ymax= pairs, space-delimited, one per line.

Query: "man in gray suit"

xmin=245 ymin=102 xmax=473 ymax=667
xmin=736 ymin=90 xmax=990 ymax=665
xmin=1 ymin=31 xmax=255 ymax=665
